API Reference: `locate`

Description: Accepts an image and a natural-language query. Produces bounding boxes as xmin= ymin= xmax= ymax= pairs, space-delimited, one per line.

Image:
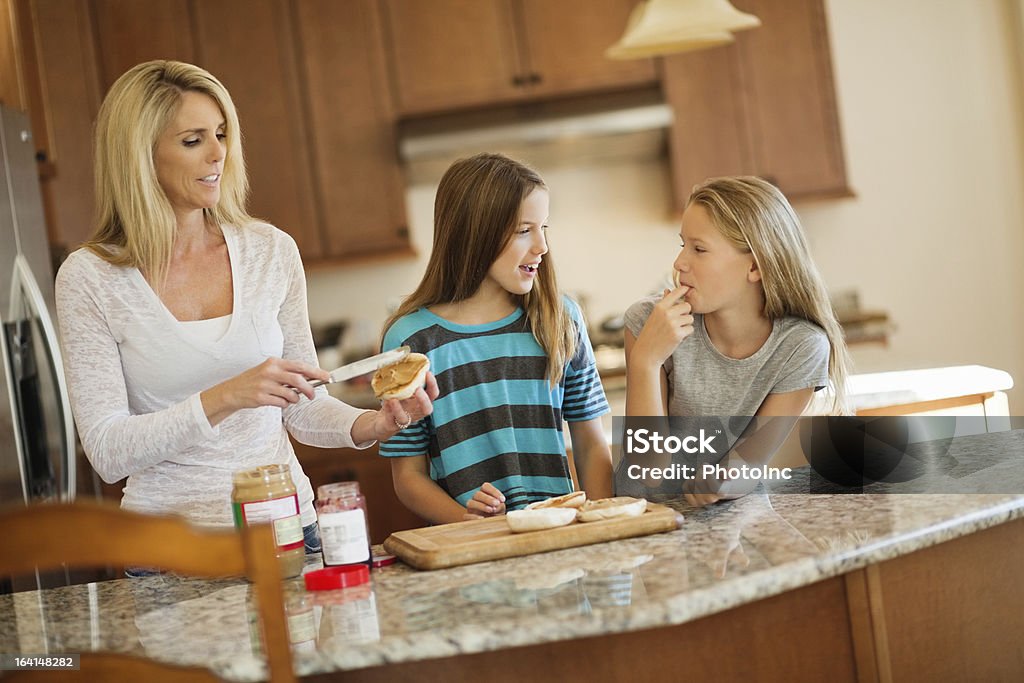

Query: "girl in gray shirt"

xmin=623 ymin=176 xmax=851 ymax=504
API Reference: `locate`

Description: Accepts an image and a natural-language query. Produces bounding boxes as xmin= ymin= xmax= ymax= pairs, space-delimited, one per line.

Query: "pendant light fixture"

xmin=606 ymin=0 xmax=761 ymax=59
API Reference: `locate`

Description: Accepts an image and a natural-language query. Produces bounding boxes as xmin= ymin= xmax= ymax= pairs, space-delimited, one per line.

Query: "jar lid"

xmin=233 ymin=463 xmax=289 ymax=484
xmin=372 ymin=554 xmax=397 ymax=568
xmin=304 ymin=564 xmax=370 ymax=591
xmin=317 ymin=481 xmax=361 ymax=499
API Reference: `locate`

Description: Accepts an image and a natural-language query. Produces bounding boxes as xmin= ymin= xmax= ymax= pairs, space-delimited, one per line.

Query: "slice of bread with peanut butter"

xmin=371 ymin=353 xmax=430 ymax=400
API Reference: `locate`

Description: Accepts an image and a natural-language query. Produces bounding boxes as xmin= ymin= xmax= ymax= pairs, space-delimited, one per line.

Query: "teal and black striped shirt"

xmin=379 ymin=298 xmax=609 ymax=510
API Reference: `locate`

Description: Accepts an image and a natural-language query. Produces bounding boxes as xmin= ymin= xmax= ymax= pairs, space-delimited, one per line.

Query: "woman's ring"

xmin=395 ymin=414 xmax=413 ymax=430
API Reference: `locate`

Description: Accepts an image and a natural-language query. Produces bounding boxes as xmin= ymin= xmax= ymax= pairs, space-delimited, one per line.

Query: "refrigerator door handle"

xmin=13 ymin=254 xmax=75 ymax=501
xmin=0 ymin=311 xmax=29 ymax=502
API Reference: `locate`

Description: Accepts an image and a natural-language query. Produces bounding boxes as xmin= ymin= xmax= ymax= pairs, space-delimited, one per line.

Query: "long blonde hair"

xmin=688 ymin=176 xmax=851 ymax=414
xmin=384 ymin=153 xmax=576 ymax=386
xmin=85 ymin=60 xmax=252 ymax=290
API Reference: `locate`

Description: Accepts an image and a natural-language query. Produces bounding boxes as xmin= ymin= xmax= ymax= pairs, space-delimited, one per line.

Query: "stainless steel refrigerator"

xmin=0 ymin=104 xmax=75 ymax=513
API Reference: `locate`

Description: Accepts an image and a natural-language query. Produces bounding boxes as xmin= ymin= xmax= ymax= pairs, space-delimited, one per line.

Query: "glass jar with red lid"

xmin=315 ymin=481 xmax=372 ymax=567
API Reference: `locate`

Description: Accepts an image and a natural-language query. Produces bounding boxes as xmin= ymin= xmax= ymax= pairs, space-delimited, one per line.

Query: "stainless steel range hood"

xmin=397 ymin=89 xmax=674 ymax=185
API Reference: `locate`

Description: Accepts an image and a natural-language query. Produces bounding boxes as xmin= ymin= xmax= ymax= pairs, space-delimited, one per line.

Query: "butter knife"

xmin=310 ymin=346 xmax=411 ymax=388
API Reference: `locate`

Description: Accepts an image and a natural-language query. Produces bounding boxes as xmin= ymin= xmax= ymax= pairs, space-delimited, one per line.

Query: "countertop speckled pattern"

xmin=2 ymin=429 xmax=1023 ymax=681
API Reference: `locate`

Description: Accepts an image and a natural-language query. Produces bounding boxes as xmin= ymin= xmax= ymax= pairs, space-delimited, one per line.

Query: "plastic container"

xmin=232 ymin=464 xmax=305 ymax=579
xmin=315 ymin=482 xmax=372 ymax=567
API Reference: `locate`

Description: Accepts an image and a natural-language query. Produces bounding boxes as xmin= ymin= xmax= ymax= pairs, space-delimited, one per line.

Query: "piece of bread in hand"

xmin=372 ymin=353 xmax=430 ymax=400
xmin=576 ymin=497 xmax=647 ymax=523
xmin=525 ymin=491 xmax=587 ymax=510
xmin=506 ymin=507 xmax=578 ymax=533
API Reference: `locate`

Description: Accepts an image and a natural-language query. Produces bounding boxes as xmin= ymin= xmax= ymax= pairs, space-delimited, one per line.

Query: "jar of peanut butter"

xmin=232 ymin=464 xmax=305 ymax=579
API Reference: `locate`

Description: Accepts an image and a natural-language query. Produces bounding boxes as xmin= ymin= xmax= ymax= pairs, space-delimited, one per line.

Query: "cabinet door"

xmin=1 ymin=0 xmax=24 ymax=111
xmin=91 ymin=0 xmax=195 ymax=90
xmin=191 ymin=0 xmax=325 ymax=259
xmin=23 ymin=0 xmax=103 ymax=250
xmin=733 ymin=0 xmax=847 ymax=198
xmin=382 ymin=0 xmax=524 ymax=115
xmin=662 ymin=0 xmax=848 ymax=207
xmin=516 ymin=0 xmax=657 ymax=97
xmin=294 ymin=0 xmax=410 ymax=258
xmin=663 ymin=44 xmax=754 ymax=209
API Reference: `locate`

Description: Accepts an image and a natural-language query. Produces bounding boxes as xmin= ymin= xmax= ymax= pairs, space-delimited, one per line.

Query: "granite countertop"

xmin=2 ymin=429 xmax=1023 ymax=681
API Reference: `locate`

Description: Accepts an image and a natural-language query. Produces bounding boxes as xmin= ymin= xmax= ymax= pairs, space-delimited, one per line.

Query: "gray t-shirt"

xmin=624 ymin=295 xmax=830 ymax=417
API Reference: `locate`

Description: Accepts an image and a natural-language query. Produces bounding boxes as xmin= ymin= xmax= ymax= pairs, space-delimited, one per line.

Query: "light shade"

xmin=606 ymin=0 xmax=761 ymax=59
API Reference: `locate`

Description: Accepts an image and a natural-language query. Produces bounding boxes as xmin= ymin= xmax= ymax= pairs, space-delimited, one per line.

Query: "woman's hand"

xmin=632 ymin=286 xmax=694 ymax=368
xmin=354 ymin=371 xmax=440 ymax=444
xmin=201 ymin=358 xmax=328 ymax=426
xmin=463 ymin=482 xmax=506 ymax=520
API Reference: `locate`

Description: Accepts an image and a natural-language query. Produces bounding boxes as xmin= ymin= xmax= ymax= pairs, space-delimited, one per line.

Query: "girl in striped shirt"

xmin=379 ymin=153 xmax=612 ymax=524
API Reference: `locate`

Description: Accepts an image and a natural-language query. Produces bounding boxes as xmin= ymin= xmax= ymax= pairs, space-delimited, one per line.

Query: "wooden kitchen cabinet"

xmin=516 ymin=0 xmax=657 ymax=98
xmin=293 ymin=0 xmax=411 ymax=257
xmin=291 ymin=441 xmax=425 ymax=545
xmin=9 ymin=0 xmax=103 ymax=251
xmin=189 ymin=0 xmax=325 ymax=259
xmin=90 ymin=0 xmax=195 ymax=89
xmin=15 ymin=0 xmax=410 ymax=263
xmin=381 ymin=0 xmax=657 ymax=116
xmin=663 ymin=0 xmax=849 ymax=205
xmin=0 ymin=0 xmax=27 ymax=115
xmin=381 ymin=0 xmax=521 ymax=115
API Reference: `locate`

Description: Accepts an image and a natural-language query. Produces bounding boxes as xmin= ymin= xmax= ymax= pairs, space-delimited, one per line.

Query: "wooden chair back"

xmin=0 ymin=500 xmax=296 ymax=682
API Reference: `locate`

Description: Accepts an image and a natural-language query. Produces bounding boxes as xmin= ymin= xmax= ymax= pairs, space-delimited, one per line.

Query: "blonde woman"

xmin=55 ymin=61 xmax=436 ymax=558
xmin=380 ymin=153 xmax=612 ymax=524
xmin=624 ymin=176 xmax=850 ymax=505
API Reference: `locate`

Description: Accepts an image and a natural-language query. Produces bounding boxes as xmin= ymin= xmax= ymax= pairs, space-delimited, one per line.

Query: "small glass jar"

xmin=232 ymin=464 xmax=305 ymax=579
xmin=315 ymin=482 xmax=371 ymax=567
xmin=315 ymin=580 xmax=380 ymax=646
xmin=285 ymin=582 xmax=319 ymax=653
xmin=247 ymin=582 xmax=319 ymax=655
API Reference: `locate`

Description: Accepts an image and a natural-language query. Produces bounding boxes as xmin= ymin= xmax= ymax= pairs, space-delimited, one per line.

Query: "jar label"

xmin=322 ymin=592 xmax=380 ymax=644
xmin=236 ymin=494 xmax=304 ymax=551
xmin=272 ymin=515 xmax=304 ymax=550
xmin=287 ymin=606 xmax=317 ymax=645
xmin=319 ymin=508 xmax=370 ymax=564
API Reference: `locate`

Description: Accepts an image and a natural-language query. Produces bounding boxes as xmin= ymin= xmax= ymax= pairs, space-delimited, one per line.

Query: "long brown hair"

xmin=688 ymin=176 xmax=851 ymax=414
xmin=384 ymin=153 xmax=576 ymax=385
xmin=85 ymin=60 xmax=252 ymax=290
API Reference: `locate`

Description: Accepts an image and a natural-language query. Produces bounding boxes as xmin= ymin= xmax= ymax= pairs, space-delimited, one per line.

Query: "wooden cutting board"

xmin=383 ymin=503 xmax=682 ymax=570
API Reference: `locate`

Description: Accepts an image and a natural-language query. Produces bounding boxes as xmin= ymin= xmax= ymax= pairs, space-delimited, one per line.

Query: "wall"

xmin=804 ymin=0 xmax=1024 ymax=412
xmin=305 ymin=0 xmax=1024 ymax=411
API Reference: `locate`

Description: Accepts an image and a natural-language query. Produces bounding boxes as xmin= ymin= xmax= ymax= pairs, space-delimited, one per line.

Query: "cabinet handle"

xmin=528 ymin=72 xmax=542 ymax=85
xmin=511 ymin=74 xmax=527 ymax=87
